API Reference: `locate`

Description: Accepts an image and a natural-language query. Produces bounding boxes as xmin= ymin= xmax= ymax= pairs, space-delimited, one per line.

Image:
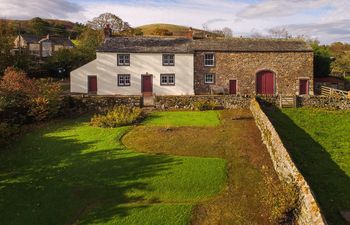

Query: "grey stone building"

xmin=192 ymin=38 xmax=314 ymax=96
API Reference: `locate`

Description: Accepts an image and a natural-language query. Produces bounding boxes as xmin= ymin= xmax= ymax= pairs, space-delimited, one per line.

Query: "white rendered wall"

xmin=70 ymin=52 xmax=194 ymax=95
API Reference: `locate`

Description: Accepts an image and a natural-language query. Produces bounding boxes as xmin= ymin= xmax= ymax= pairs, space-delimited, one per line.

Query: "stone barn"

xmin=192 ymin=38 xmax=314 ymax=96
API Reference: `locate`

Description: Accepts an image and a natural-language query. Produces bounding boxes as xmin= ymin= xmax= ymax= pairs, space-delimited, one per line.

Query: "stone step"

xmin=142 ymin=95 xmax=155 ymax=107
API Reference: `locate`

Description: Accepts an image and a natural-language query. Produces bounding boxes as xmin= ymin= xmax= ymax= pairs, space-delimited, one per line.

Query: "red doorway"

xmin=299 ymin=79 xmax=309 ymax=95
xmin=142 ymin=75 xmax=153 ymax=95
xmin=256 ymin=71 xmax=275 ymax=95
xmin=229 ymin=80 xmax=237 ymax=95
xmin=88 ymin=76 xmax=97 ymax=93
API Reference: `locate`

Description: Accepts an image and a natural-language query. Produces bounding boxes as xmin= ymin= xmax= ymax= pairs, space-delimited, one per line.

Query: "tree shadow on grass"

xmin=263 ymin=106 xmax=350 ymax=225
xmin=0 ymin=122 xmax=181 ymax=225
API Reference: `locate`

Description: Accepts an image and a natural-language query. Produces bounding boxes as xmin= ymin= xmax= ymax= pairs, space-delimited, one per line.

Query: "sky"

xmin=1 ymin=0 xmax=349 ymax=44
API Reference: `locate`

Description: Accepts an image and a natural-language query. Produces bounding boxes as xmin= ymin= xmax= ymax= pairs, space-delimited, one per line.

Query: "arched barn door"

xmin=256 ymin=71 xmax=275 ymax=95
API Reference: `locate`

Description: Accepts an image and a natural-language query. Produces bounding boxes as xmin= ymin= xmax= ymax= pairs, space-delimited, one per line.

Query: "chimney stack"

xmin=187 ymin=27 xmax=194 ymax=39
xmin=104 ymin=24 xmax=112 ymax=38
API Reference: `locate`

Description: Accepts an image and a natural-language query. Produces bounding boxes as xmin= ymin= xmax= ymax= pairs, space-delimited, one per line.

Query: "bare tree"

xmin=268 ymin=28 xmax=292 ymax=39
xmin=87 ymin=13 xmax=131 ymax=33
xmin=202 ymin=23 xmax=209 ymax=31
xmin=222 ymin=27 xmax=233 ymax=38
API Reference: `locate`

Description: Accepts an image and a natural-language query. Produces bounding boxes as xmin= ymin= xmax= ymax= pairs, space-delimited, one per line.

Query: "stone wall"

xmin=298 ymin=96 xmax=350 ymax=110
xmin=61 ymin=95 xmax=141 ymax=114
xmin=155 ymin=95 xmax=251 ymax=110
xmin=250 ymin=99 xmax=327 ymax=225
xmin=194 ymin=51 xmax=314 ymax=96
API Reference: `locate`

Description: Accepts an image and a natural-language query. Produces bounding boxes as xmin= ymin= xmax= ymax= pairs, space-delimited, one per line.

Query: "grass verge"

xmin=0 ymin=116 xmax=226 ymax=225
xmin=265 ymin=107 xmax=350 ymax=225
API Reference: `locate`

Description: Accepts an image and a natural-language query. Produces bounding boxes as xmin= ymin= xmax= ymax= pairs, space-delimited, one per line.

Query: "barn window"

xmin=204 ymin=53 xmax=215 ymax=66
xmin=204 ymin=74 xmax=215 ymax=84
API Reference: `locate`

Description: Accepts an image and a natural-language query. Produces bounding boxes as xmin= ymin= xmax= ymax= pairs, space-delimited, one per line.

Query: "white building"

xmin=71 ymin=37 xmax=194 ymax=96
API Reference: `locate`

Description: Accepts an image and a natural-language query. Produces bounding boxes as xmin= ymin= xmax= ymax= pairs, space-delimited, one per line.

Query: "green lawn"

xmin=0 ymin=115 xmax=226 ymax=225
xmin=265 ymin=108 xmax=350 ymax=225
xmin=143 ymin=111 xmax=220 ymax=127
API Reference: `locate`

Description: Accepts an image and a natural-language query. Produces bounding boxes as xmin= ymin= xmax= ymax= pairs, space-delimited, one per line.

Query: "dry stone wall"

xmin=155 ymin=95 xmax=251 ymax=110
xmin=61 ymin=95 xmax=141 ymax=114
xmin=250 ymin=99 xmax=327 ymax=225
xmin=298 ymin=96 xmax=350 ymax=109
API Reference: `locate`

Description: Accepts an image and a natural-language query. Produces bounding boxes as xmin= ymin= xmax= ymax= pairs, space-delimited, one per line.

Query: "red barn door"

xmin=229 ymin=80 xmax=237 ymax=95
xmin=257 ymin=71 xmax=275 ymax=95
xmin=299 ymin=79 xmax=309 ymax=95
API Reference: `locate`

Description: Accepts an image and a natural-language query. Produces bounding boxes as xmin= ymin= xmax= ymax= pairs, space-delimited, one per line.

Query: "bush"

xmin=29 ymin=79 xmax=62 ymax=121
xmin=194 ymin=100 xmax=218 ymax=111
xmin=0 ymin=67 xmax=63 ymax=123
xmin=90 ymin=106 xmax=143 ymax=128
xmin=0 ymin=122 xmax=17 ymax=145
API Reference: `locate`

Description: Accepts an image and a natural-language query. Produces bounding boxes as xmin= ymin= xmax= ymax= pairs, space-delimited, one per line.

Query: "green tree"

xmin=329 ymin=42 xmax=350 ymax=76
xmin=77 ymin=27 xmax=104 ymax=59
xmin=30 ymin=17 xmax=50 ymax=36
xmin=0 ymin=20 xmax=15 ymax=75
xmin=311 ymin=42 xmax=332 ymax=77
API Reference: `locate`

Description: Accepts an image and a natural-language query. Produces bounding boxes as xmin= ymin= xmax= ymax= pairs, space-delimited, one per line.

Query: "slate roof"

xmin=97 ymin=36 xmax=313 ymax=53
xmin=39 ymin=36 xmax=74 ymax=47
xmin=191 ymin=38 xmax=313 ymax=52
xmin=97 ymin=37 xmax=193 ymax=53
xmin=20 ymin=34 xmax=40 ymax=43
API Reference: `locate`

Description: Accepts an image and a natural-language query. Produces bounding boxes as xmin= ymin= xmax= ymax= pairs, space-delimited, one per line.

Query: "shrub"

xmin=0 ymin=122 xmax=17 ymax=145
xmin=194 ymin=100 xmax=218 ymax=111
xmin=28 ymin=97 xmax=50 ymax=122
xmin=91 ymin=106 xmax=143 ymax=128
xmin=0 ymin=68 xmax=63 ymax=123
xmin=30 ymin=79 xmax=62 ymax=121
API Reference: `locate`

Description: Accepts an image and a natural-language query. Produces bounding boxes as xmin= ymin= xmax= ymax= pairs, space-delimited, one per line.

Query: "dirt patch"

xmin=123 ymin=109 xmax=295 ymax=225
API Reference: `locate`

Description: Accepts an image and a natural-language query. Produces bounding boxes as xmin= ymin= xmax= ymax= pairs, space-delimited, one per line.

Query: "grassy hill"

xmin=3 ymin=18 xmax=83 ymax=38
xmin=138 ymin=23 xmax=220 ymax=37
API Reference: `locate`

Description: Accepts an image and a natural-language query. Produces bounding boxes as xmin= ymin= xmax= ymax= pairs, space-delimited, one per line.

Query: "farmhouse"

xmin=13 ymin=34 xmax=74 ymax=57
xmin=71 ymin=35 xmax=314 ymax=96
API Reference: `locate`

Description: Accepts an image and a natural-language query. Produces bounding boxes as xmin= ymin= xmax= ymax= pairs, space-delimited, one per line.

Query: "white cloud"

xmin=0 ymin=0 xmax=82 ymax=20
xmin=0 ymin=0 xmax=349 ymax=44
xmin=237 ymin=0 xmax=331 ymax=19
xmin=279 ymin=19 xmax=350 ymax=43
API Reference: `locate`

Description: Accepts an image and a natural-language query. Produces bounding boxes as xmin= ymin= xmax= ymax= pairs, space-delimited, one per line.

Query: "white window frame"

xmin=160 ymin=74 xmax=175 ymax=86
xmin=117 ymin=54 xmax=130 ymax=66
xmin=162 ymin=54 xmax=175 ymax=66
xmin=204 ymin=74 xmax=215 ymax=84
xmin=118 ymin=74 xmax=131 ymax=86
xmin=204 ymin=53 xmax=215 ymax=67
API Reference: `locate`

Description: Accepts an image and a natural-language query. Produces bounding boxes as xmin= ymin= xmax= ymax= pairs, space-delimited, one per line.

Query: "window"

xmin=204 ymin=74 xmax=215 ymax=84
xmin=118 ymin=74 xmax=131 ymax=86
xmin=117 ymin=54 xmax=130 ymax=66
xmin=160 ymin=74 xmax=175 ymax=86
xmin=163 ymin=54 xmax=175 ymax=66
xmin=204 ymin=53 xmax=215 ymax=66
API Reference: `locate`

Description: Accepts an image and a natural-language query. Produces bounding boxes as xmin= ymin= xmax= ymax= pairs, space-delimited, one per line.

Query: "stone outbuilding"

xmin=192 ymin=38 xmax=314 ymax=96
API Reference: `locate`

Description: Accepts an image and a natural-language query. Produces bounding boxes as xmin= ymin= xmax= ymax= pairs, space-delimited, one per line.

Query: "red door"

xmin=257 ymin=71 xmax=275 ymax=95
xmin=229 ymin=80 xmax=237 ymax=95
xmin=142 ymin=75 xmax=153 ymax=95
xmin=88 ymin=76 xmax=97 ymax=93
xmin=299 ymin=79 xmax=309 ymax=95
